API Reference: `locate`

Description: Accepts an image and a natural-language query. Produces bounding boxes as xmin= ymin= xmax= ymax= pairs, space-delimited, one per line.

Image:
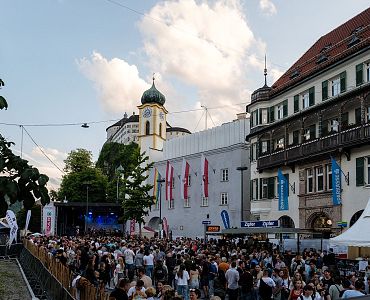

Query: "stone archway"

xmin=307 ymin=212 xmax=333 ymax=230
xmin=350 ymin=210 xmax=364 ymax=227
xmin=279 ymin=215 xmax=295 ymax=228
xmin=147 ymin=217 xmax=160 ymax=231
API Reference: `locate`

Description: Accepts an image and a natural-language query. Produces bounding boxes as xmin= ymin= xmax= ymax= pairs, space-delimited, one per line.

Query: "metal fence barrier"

xmin=0 ymin=243 xmax=23 ymax=257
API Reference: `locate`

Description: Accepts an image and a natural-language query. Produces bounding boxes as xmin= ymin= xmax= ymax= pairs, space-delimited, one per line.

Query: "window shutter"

xmin=322 ymin=120 xmax=328 ymax=136
xmin=310 ymin=124 xmax=316 ymax=139
xmin=259 ymin=178 xmax=263 ymax=199
xmin=255 ymin=179 xmax=259 ymax=200
xmin=269 ymin=106 xmax=275 ymax=123
xmin=356 ymin=157 xmax=364 ymax=186
xmin=322 ymin=81 xmax=328 ymax=101
xmin=340 ymin=71 xmax=346 ymax=93
xmin=309 ymin=87 xmax=315 ymax=106
xmin=341 ymin=112 xmax=349 ymax=127
xmin=267 ymin=140 xmax=271 ymax=153
xmin=250 ymin=180 xmax=254 ymax=200
xmin=250 ymin=111 xmax=254 ymax=127
xmin=267 ymin=177 xmax=275 ymax=199
xmin=294 ymin=95 xmax=299 ymax=113
xmin=355 ymin=108 xmax=361 ymax=125
xmin=259 ymin=109 xmax=262 ymax=125
xmin=250 ymin=144 xmax=254 ymax=161
xmin=283 ymin=100 xmax=288 ymax=117
xmin=356 ymin=64 xmax=363 ymax=86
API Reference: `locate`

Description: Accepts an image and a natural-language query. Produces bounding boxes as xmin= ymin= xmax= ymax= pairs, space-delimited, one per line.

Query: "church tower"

xmin=138 ymin=78 xmax=168 ymax=160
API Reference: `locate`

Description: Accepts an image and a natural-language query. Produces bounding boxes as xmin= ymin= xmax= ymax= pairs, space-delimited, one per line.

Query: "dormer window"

xmin=290 ymin=69 xmax=300 ymax=79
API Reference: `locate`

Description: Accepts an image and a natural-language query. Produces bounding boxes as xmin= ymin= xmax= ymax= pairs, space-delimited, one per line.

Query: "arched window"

xmin=145 ymin=121 xmax=150 ymax=135
xmin=279 ymin=215 xmax=295 ymax=228
xmin=159 ymin=123 xmax=162 ymax=137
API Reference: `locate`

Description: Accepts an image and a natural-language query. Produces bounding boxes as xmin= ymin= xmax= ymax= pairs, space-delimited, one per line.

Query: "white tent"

xmin=330 ymin=197 xmax=370 ymax=247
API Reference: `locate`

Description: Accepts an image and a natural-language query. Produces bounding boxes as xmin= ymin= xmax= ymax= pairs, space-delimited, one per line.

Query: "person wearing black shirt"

xmin=109 ymin=278 xmax=130 ymax=300
xmin=239 ymin=265 xmax=254 ymax=300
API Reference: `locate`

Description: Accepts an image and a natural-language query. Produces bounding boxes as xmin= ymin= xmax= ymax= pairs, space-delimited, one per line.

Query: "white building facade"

xmin=247 ymin=8 xmax=370 ymax=237
xmin=146 ymin=115 xmax=250 ymax=238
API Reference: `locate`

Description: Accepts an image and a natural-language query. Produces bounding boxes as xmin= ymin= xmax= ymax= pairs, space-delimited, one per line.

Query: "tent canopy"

xmin=330 ymin=197 xmax=370 ymax=247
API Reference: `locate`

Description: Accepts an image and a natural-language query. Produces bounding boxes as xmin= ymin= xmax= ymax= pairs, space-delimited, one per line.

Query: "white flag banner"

xmin=25 ymin=210 xmax=31 ymax=233
xmin=5 ymin=210 xmax=18 ymax=248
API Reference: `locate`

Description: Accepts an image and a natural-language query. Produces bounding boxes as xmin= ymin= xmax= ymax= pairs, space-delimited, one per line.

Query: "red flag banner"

xmin=165 ymin=161 xmax=174 ymax=201
xmin=181 ymin=158 xmax=190 ymax=200
xmin=201 ymin=154 xmax=209 ymax=197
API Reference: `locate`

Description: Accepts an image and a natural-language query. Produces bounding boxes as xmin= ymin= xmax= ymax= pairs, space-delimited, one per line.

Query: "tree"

xmin=0 ymin=81 xmax=50 ymax=217
xmin=58 ymin=149 xmax=108 ymax=202
xmin=17 ymin=205 xmax=42 ymax=233
xmin=64 ymin=148 xmax=93 ymax=173
xmin=121 ymin=147 xmax=154 ymax=232
xmin=96 ymin=142 xmax=139 ymax=202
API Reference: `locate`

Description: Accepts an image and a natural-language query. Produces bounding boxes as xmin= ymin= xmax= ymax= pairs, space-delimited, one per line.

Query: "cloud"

xmin=259 ymin=0 xmax=277 ymax=16
xmin=77 ymin=52 xmax=150 ymax=114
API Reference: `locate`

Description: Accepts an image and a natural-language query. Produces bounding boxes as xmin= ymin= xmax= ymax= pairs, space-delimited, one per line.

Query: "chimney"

xmin=236 ymin=113 xmax=247 ymax=120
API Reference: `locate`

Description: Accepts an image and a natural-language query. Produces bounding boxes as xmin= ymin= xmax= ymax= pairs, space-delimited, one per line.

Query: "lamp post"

xmin=157 ymin=178 xmax=166 ymax=238
xmin=236 ymin=166 xmax=248 ymax=222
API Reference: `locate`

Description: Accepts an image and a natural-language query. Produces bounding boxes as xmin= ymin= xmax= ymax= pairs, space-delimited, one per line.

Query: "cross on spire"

xmin=264 ymin=54 xmax=268 ymax=86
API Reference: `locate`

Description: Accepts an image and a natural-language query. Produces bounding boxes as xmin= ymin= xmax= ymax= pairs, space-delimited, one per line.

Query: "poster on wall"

xmin=42 ymin=202 xmax=56 ymax=236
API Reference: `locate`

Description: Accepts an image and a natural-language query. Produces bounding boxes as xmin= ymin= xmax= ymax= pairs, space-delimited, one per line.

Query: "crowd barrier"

xmin=23 ymin=240 xmax=110 ymax=300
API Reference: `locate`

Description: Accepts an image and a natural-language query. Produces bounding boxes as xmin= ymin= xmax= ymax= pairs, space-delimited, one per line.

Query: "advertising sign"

xmin=42 ymin=202 xmax=56 ymax=236
xmin=221 ymin=210 xmax=230 ymax=229
xmin=331 ymin=158 xmax=342 ymax=205
xmin=278 ymin=169 xmax=289 ymax=211
xmin=206 ymin=225 xmax=221 ymax=232
xmin=241 ymin=220 xmax=279 ymax=228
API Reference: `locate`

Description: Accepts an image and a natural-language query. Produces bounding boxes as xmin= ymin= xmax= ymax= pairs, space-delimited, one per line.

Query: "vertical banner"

xmin=24 ymin=210 xmax=31 ymax=233
xmin=130 ymin=219 xmax=136 ymax=236
xmin=201 ymin=154 xmax=209 ymax=198
xmin=5 ymin=210 xmax=18 ymax=248
xmin=181 ymin=158 xmax=190 ymax=200
xmin=278 ymin=169 xmax=289 ymax=211
xmin=165 ymin=161 xmax=174 ymax=201
xmin=153 ymin=169 xmax=159 ymax=204
xmin=221 ymin=210 xmax=230 ymax=229
xmin=331 ymin=158 xmax=342 ymax=205
xmin=42 ymin=202 xmax=56 ymax=236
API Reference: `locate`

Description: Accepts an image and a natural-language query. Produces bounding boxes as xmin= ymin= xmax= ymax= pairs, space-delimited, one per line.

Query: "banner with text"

xmin=331 ymin=158 xmax=342 ymax=205
xmin=42 ymin=202 xmax=56 ymax=236
xmin=278 ymin=169 xmax=289 ymax=211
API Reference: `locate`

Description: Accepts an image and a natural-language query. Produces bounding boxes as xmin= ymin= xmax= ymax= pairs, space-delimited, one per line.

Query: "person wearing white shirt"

xmin=175 ymin=265 xmax=190 ymax=300
xmin=143 ymin=250 xmax=154 ymax=278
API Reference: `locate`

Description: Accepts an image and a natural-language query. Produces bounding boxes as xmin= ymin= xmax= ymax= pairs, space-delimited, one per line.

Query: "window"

xmin=220 ymin=193 xmax=228 ymax=205
xmin=251 ymin=179 xmax=258 ymax=200
xmin=184 ymin=197 xmax=190 ymax=208
xmin=145 ymin=121 xmax=150 ymax=135
xmin=276 ymin=137 xmax=284 ymax=149
xmin=277 ymin=104 xmax=284 ymax=120
xmin=260 ymin=140 xmax=269 ymax=155
xmin=251 ymin=111 xmax=258 ymax=127
xmin=171 ymin=177 xmax=175 ymax=189
xmin=168 ymin=199 xmax=174 ymax=209
xmin=221 ymin=169 xmax=229 ymax=182
xmin=159 ymin=123 xmax=162 ymax=137
xmin=329 ymin=119 xmax=339 ymax=132
xmin=293 ymin=130 xmax=300 ymax=145
xmin=261 ymin=178 xmax=268 ymax=199
xmin=316 ymin=166 xmax=324 ymax=192
xmin=307 ymin=169 xmax=313 ymax=193
xmin=331 ymin=78 xmax=340 ymax=96
xmin=326 ymin=164 xmax=332 ymax=190
xmin=201 ymin=197 xmax=209 ymax=207
xmin=355 ymin=108 xmax=362 ymax=125
xmin=304 ymin=128 xmax=311 ymax=141
xmin=356 ymin=157 xmax=365 ymax=186
xmin=261 ymin=109 xmax=268 ymax=124
xmin=187 ymin=175 xmax=191 ymax=187
xmin=302 ymin=92 xmax=310 ymax=109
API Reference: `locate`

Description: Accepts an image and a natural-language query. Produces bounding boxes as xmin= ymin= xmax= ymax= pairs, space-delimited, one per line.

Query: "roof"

xmin=141 ymin=81 xmax=166 ymax=105
xmin=106 ymin=114 xmax=139 ymax=132
xmin=270 ymin=8 xmax=370 ymax=96
xmin=166 ymin=127 xmax=191 ymax=134
xmin=330 ymin=197 xmax=370 ymax=247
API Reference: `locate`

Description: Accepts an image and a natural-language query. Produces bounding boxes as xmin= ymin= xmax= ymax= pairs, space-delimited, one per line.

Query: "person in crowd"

xmin=258 ymin=269 xmax=276 ymax=300
xmin=145 ymin=287 xmax=156 ymax=300
xmin=114 ymin=257 xmax=125 ymax=286
xmin=189 ymin=263 xmax=200 ymax=289
xmin=138 ymin=267 xmax=153 ymax=289
xmin=109 ymin=278 xmax=131 ymax=300
xmin=127 ymin=280 xmax=146 ymax=300
xmin=341 ymin=280 xmax=365 ymax=298
xmin=328 ymin=277 xmax=343 ymax=300
xmin=189 ymin=288 xmax=202 ymax=300
xmin=213 ymin=269 xmax=227 ymax=300
xmin=124 ymin=244 xmax=136 ymax=280
xmin=175 ymin=264 xmax=190 ymax=300
xmin=153 ymin=259 xmax=168 ymax=285
xmin=239 ymin=264 xmax=254 ymax=300
xmin=300 ymin=285 xmax=315 ymax=300
xmin=288 ymin=280 xmax=304 ymax=300
xmin=144 ymin=249 xmax=155 ymax=278
xmin=225 ymin=261 xmax=240 ymax=300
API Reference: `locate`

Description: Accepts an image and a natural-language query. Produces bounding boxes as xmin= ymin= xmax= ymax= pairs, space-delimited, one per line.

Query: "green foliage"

xmin=16 ymin=205 xmax=42 ymax=232
xmin=64 ymin=148 xmax=93 ymax=173
xmin=0 ymin=135 xmax=50 ymax=217
xmin=59 ymin=149 xmax=108 ymax=202
xmin=121 ymin=147 xmax=154 ymax=225
xmin=0 ymin=79 xmax=7 ymax=110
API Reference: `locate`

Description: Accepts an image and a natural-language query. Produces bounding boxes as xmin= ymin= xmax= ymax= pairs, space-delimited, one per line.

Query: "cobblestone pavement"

xmin=0 ymin=259 xmax=32 ymax=300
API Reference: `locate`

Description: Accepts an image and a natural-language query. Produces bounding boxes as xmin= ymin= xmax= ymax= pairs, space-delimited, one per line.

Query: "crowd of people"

xmin=27 ymin=234 xmax=370 ymax=300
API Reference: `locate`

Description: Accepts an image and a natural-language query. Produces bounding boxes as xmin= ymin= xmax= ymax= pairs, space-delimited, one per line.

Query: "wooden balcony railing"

xmin=257 ymin=123 xmax=370 ymax=170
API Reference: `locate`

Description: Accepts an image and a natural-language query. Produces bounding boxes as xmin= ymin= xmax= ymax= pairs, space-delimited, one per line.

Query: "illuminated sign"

xmin=206 ymin=225 xmax=221 ymax=232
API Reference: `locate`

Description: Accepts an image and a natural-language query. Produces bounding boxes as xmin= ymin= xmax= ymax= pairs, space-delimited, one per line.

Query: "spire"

xmin=152 ymin=72 xmax=156 ymax=86
xmin=264 ymin=54 xmax=268 ymax=86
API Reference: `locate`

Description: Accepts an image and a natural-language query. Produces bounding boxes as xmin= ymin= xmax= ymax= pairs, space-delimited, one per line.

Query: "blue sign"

xmin=241 ymin=220 xmax=279 ymax=228
xmin=221 ymin=210 xmax=230 ymax=229
xmin=278 ymin=169 xmax=289 ymax=211
xmin=202 ymin=220 xmax=211 ymax=225
xmin=331 ymin=158 xmax=342 ymax=205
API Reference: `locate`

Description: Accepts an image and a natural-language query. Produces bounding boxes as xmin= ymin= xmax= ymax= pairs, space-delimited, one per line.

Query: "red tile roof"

xmin=270 ymin=8 xmax=370 ymax=96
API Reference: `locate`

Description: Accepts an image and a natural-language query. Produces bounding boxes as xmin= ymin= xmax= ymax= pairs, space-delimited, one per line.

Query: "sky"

xmin=1 ymin=0 xmax=369 ymax=190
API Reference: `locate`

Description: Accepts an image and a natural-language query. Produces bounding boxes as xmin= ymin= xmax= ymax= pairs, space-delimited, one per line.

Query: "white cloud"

xmin=77 ymin=52 xmax=150 ymax=114
xmin=259 ymin=0 xmax=277 ymax=16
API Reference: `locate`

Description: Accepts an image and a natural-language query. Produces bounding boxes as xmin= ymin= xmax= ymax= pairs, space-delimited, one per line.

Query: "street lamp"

xmin=236 ymin=166 xmax=248 ymax=222
xmin=157 ymin=178 xmax=166 ymax=238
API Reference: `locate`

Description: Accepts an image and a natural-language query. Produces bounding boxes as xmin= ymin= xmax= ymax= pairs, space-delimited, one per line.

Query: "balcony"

xmin=257 ymin=123 xmax=370 ymax=170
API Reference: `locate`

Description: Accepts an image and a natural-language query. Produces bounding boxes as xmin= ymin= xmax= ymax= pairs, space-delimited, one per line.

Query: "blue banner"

xmin=241 ymin=220 xmax=279 ymax=228
xmin=331 ymin=158 xmax=342 ymax=205
xmin=278 ymin=169 xmax=289 ymax=211
xmin=221 ymin=210 xmax=230 ymax=229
